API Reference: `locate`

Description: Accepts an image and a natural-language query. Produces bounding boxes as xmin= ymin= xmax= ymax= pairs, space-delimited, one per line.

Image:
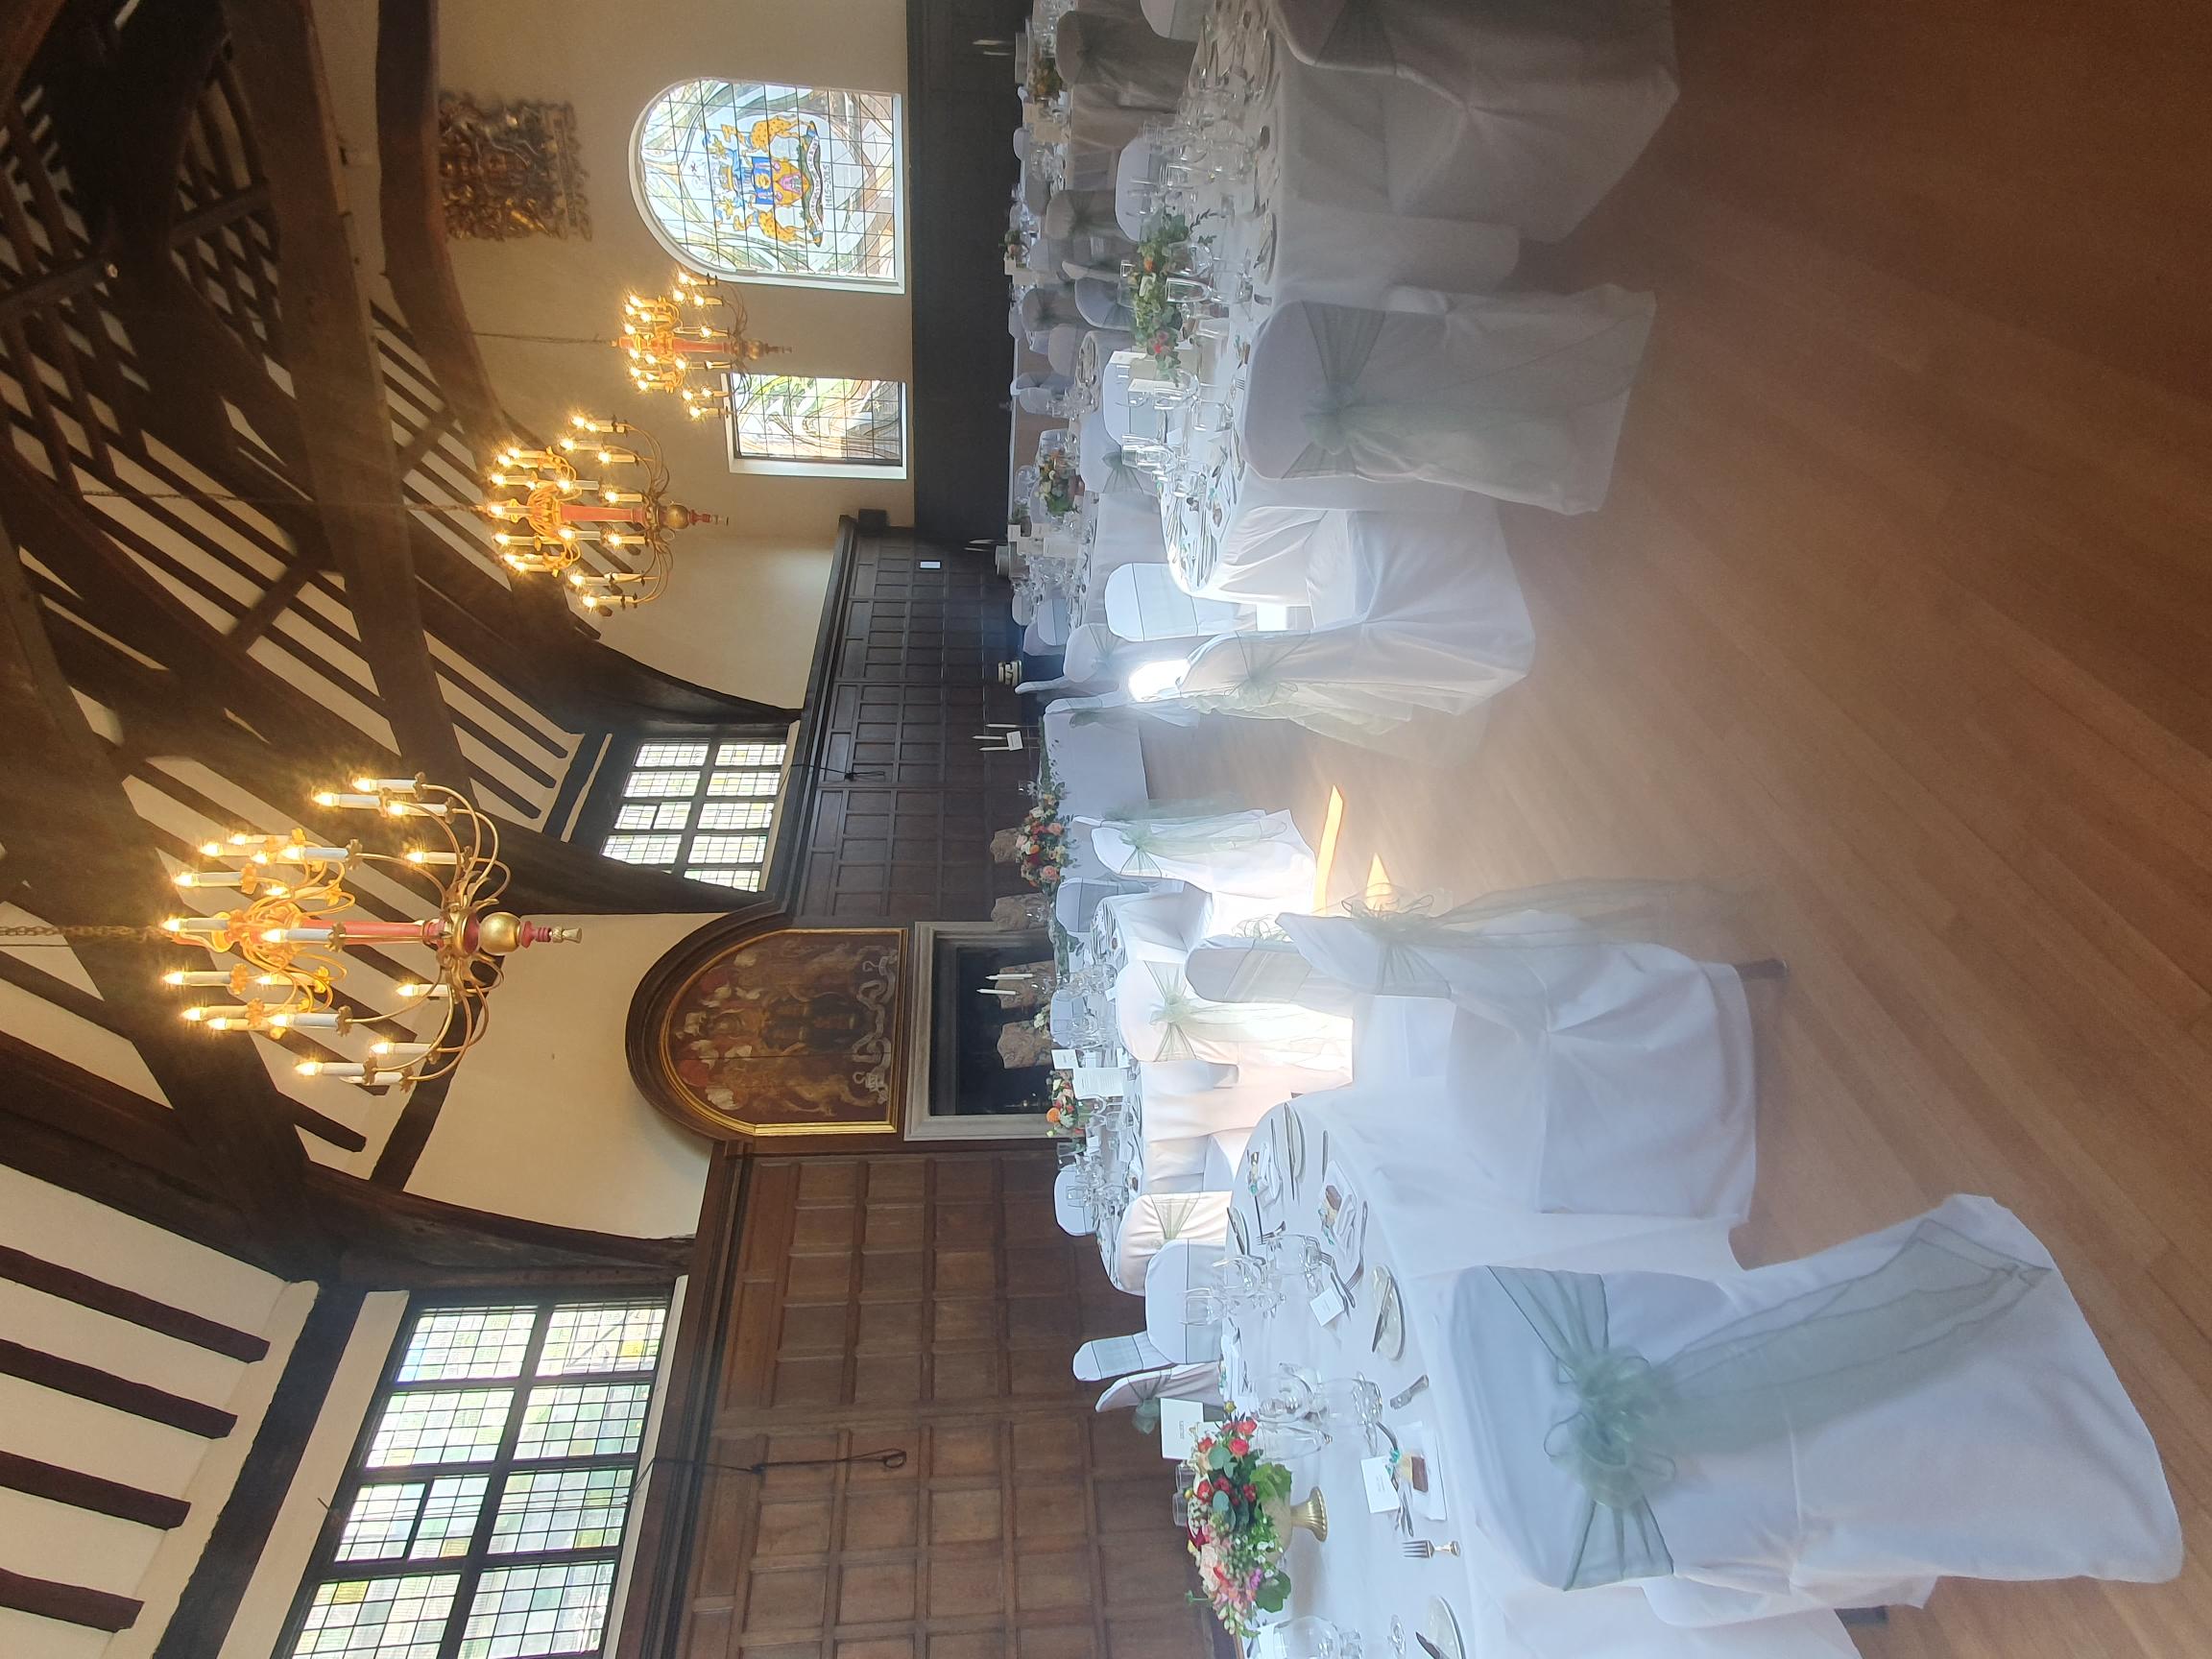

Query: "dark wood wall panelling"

xmin=655 ymin=1149 xmax=1210 ymax=1659
xmin=905 ymin=0 xmax=1030 ymax=544
xmin=778 ymin=521 xmax=1034 ymax=924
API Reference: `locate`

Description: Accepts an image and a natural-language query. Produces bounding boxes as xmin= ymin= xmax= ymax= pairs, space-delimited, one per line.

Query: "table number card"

xmin=1051 ymin=1048 xmax=1079 ymax=1069
xmin=1309 ymin=1282 xmax=1347 ymax=1327
xmin=1359 ymin=1455 xmax=1401 ymax=1514
xmin=1159 ymin=1396 xmax=1216 ymax=1458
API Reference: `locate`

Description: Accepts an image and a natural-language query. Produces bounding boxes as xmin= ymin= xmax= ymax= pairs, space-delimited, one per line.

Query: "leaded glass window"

xmin=727 ymin=374 xmax=905 ymax=474
xmin=633 ymin=79 xmax=902 ymax=289
xmin=280 ymin=1297 xmax=668 ymax=1659
xmin=596 ymin=731 xmax=789 ymax=890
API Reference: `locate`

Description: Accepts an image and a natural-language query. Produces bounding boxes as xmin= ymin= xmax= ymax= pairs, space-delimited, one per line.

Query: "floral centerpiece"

xmin=1036 ymin=445 xmax=1081 ymax=518
xmin=1126 ymin=210 xmax=1209 ymax=368
xmin=1044 ymin=1072 xmax=1088 ymax=1138
xmin=1004 ymin=227 xmax=1030 ymax=265
xmin=1027 ymin=52 xmax=1063 ymax=104
xmin=1182 ymin=1416 xmax=1294 ymax=1636
xmin=1013 ymin=794 xmax=1072 ymax=889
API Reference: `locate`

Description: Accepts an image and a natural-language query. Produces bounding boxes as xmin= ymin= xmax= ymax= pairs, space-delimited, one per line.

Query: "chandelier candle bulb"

xmin=405 ymin=850 xmax=460 ymax=866
xmin=175 ymin=869 xmax=246 ymax=888
xmin=397 ymin=981 xmax=452 ymax=999
xmin=263 ymin=845 xmax=351 ymax=866
xmin=164 ymin=916 xmax=231 ymax=935
xmin=163 ymin=970 xmax=234 ymax=987
xmin=369 ymin=1041 xmax=433 ymax=1059
xmin=296 ymin=1061 xmax=366 ymax=1079
xmin=352 ymin=778 xmax=421 ymax=794
xmin=315 ymin=792 xmax=381 ymax=809
xmin=182 ymin=1004 xmax=253 ymax=1022
xmin=267 ymin=1009 xmax=345 ymax=1030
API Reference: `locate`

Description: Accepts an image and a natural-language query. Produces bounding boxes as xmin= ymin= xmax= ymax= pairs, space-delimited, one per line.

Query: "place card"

xmin=1159 ymin=1396 xmax=1213 ymax=1457
xmin=1359 ymin=1455 xmax=1401 ymax=1514
xmin=1309 ymin=1283 xmax=1346 ymax=1327
xmin=1051 ymin=1048 xmax=1078 ymax=1069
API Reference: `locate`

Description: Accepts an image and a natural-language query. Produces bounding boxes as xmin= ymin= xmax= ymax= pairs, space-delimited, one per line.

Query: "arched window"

xmin=632 ymin=79 xmax=903 ymax=290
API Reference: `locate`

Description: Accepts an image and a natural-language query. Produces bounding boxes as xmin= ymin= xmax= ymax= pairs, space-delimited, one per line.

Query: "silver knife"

xmin=1415 ymin=1634 xmax=1449 ymax=1659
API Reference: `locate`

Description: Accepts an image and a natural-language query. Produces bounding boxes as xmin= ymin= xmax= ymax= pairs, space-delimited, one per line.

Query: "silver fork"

xmin=1400 ymin=1539 xmax=1461 ymax=1560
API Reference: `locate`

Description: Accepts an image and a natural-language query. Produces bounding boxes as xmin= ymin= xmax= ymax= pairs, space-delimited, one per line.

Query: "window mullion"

xmin=431 ymin=1306 xmax=556 ymax=1659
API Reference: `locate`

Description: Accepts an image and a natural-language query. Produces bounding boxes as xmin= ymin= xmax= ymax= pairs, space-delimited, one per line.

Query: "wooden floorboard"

xmin=1143 ymin=0 xmax=2211 ymax=1649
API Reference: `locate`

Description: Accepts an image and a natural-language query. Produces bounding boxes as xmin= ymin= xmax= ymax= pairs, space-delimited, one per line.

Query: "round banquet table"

xmin=1216 ymin=1097 xmax=1860 ymax=1659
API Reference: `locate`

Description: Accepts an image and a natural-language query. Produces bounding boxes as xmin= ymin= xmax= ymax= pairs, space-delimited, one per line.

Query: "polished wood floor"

xmin=1145 ymin=2 xmax=2212 ymax=1653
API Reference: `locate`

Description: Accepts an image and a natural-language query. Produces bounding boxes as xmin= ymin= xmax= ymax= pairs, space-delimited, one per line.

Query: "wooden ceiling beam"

xmin=0 ymin=526 xmax=336 ymax=1270
xmin=373 ymin=0 xmax=509 ymax=464
xmin=209 ymin=0 xmax=469 ymax=786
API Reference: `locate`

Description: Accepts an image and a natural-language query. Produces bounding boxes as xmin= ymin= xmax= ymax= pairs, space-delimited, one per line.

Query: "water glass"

xmin=1314 ymin=1376 xmax=1382 ymax=1435
xmin=1277 ymin=1619 xmax=1362 ymax=1659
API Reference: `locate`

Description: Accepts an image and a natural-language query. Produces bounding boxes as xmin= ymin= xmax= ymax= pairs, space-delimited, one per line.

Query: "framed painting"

xmin=633 ymin=925 xmax=905 ymax=1138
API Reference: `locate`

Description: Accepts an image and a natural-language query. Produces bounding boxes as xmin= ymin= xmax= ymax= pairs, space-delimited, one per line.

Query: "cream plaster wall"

xmin=432 ymin=0 xmax=915 ymax=542
xmin=308 ymin=0 xmax=887 ymax=706
xmin=404 ymin=913 xmax=722 ymax=1238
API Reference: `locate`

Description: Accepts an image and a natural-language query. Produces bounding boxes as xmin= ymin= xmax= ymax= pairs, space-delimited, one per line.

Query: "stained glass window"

xmin=728 ymin=374 xmax=905 ymax=472
xmin=633 ymin=79 xmax=902 ymax=289
xmin=280 ymin=1298 xmax=668 ymax=1659
xmin=596 ymin=730 xmax=789 ymax=890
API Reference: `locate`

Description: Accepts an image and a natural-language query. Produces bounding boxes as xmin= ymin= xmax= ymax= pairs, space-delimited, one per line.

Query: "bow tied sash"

xmin=1490 ymin=1219 xmax=2049 ymax=1590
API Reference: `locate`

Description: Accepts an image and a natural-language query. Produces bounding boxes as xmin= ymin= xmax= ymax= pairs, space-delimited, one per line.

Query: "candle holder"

xmin=619 ymin=269 xmax=787 ymax=422
xmin=161 ymin=776 xmax=580 ymax=1088
xmin=480 ymin=417 xmax=713 ymax=612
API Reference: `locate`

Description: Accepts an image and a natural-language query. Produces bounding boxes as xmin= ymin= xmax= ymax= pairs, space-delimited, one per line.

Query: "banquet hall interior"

xmin=0 ymin=2 xmax=2208 ymax=1659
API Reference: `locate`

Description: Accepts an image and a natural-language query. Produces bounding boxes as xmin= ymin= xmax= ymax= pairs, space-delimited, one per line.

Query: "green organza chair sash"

xmin=1489 ymin=1218 xmax=2050 ymax=1590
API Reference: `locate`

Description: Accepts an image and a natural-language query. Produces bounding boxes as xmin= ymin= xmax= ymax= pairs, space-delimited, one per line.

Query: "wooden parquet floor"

xmin=1143 ymin=2 xmax=2212 ymax=1652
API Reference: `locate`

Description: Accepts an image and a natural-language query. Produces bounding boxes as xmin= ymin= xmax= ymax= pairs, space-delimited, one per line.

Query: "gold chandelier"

xmin=480 ymin=417 xmax=714 ymax=612
xmin=162 ymin=775 xmax=579 ymax=1088
xmin=619 ymin=268 xmax=786 ymax=421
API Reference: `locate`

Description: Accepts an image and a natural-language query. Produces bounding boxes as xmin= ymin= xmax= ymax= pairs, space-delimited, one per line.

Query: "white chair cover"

xmin=1043 ymin=696 xmax=1152 ymax=820
xmin=1141 ymin=0 xmax=1210 ymax=40
xmin=1072 ymin=1331 xmax=1173 ymax=1381
xmin=1142 ymin=1238 xmax=1227 ymax=1361
xmin=1046 ymin=323 xmax=1087 ymax=376
xmin=1282 ymin=905 xmax=1756 ymax=1222
xmin=1053 ymin=1166 xmax=1097 ymax=1236
xmin=1098 ymin=884 xmax=1214 ymax=963
xmin=1075 ymin=276 xmax=1135 ymax=329
xmin=1115 ymin=958 xmax=1351 ymax=1072
xmin=1114 ymin=132 xmax=1159 ymax=241
xmin=1103 ymin=563 xmax=1245 ymax=641
xmin=1079 ymin=418 xmax=1152 ymax=496
xmin=1014 ymin=372 xmax=1073 ymax=415
xmin=1054 ymin=873 xmax=1154 ymax=934
xmin=1095 ymin=1361 xmax=1223 ymax=1412
xmin=1090 ymin=808 xmax=1315 ymax=900
xmin=1186 ymin=932 xmax=1348 ymax=1009
xmin=1431 ymin=1194 xmax=2180 ymax=1617
xmin=1267 ymin=0 xmax=1678 ymax=240
xmin=1056 ymin=12 xmax=1198 ymax=111
xmin=1202 ymin=1126 xmax=1253 ymax=1191
xmin=1114 ymin=1191 xmax=1232 ymax=1292
xmin=1151 ymin=502 xmax=1532 ymax=754
xmin=1242 ymin=290 xmax=1657 ymax=514
xmin=1020 ymin=283 xmax=1085 ymax=336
